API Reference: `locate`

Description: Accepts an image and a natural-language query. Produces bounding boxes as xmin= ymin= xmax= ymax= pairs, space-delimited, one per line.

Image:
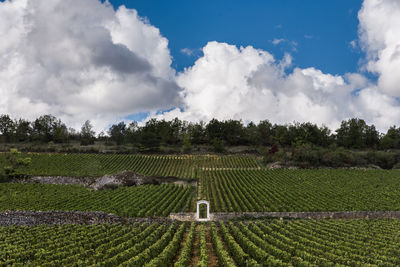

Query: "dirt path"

xmin=205 ymin=224 xmax=218 ymax=267
xmin=197 ymin=175 xmax=203 ymax=200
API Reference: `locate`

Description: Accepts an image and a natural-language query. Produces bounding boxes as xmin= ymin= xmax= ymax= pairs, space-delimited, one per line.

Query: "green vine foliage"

xmin=2 ymin=148 xmax=31 ymax=180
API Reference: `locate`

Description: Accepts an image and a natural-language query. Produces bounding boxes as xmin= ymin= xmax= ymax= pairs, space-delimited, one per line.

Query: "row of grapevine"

xmin=0 ymin=153 xmax=260 ymax=178
xmin=210 ymin=223 xmax=236 ymax=267
xmin=218 ymin=221 xmax=259 ymax=266
xmin=216 ymin=219 xmax=400 ymax=266
xmin=8 ymin=167 xmax=397 ymax=217
xmin=2 ymin=220 xmax=400 ymax=265
xmin=197 ymin=224 xmax=208 ymax=267
xmin=174 ymin=222 xmax=195 ymax=266
xmin=202 ymin=168 xmax=400 ymax=212
xmin=143 ymin=223 xmax=186 ymax=266
xmin=195 ymin=155 xmax=260 ymax=169
xmin=0 ymin=223 xmax=173 ymax=265
xmin=0 ymin=183 xmax=194 ymax=217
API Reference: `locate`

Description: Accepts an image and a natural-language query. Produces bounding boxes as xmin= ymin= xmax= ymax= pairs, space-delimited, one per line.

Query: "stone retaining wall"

xmin=0 ymin=211 xmax=170 ymax=226
xmin=170 ymin=211 xmax=400 ymax=221
xmin=2 ymin=210 xmax=400 ymax=226
xmin=169 ymin=212 xmax=195 ymax=221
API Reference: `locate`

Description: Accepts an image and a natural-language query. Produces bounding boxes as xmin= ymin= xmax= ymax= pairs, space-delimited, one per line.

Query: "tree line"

xmin=1 ymin=114 xmax=400 ymax=150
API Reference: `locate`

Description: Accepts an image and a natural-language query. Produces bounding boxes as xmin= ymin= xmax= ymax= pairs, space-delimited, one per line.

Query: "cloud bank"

xmin=1 ymin=0 xmax=400 ymax=132
xmin=154 ymin=0 xmax=400 ymax=132
xmin=154 ymin=42 xmax=376 ymax=130
xmin=358 ymin=0 xmax=400 ymax=97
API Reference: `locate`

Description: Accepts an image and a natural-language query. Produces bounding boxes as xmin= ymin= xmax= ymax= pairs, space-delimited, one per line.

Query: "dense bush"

xmin=264 ymin=145 xmax=400 ymax=169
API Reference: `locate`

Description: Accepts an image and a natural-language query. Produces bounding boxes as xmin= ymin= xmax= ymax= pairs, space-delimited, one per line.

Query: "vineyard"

xmin=0 ymin=153 xmax=260 ymax=178
xmin=0 ymin=183 xmax=194 ymax=217
xmin=2 ymin=153 xmax=400 ymax=265
xmin=1 ymin=162 xmax=400 ymax=215
xmin=1 ymin=168 xmax=400 ymax=216
xmin=2 ymin=219 xmax=400 ymax=266
xmin=199 ymin=169 xmax=400 ymax=212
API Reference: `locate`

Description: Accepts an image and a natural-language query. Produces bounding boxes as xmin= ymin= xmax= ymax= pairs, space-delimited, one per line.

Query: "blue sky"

xmin=1 ymin=0 xmax=400 ymax=132
xmin=109 ymin=0 xmax=363 ymax=75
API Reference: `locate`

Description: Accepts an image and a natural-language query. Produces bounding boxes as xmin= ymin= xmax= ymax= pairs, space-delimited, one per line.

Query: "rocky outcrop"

xmin=12 ymin=171 xmax=196 ymax=190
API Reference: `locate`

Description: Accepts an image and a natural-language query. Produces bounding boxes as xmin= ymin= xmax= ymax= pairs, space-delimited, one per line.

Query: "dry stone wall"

xmin=0 ymin=211 xmax=170 ymax=226
xmin=3 ymin=210 xmax=400 ymax=226
xmin=170 ymin=211 xmax=400 ymax=221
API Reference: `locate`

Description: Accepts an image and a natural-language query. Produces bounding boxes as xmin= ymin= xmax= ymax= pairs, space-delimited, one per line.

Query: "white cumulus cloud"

xmin=152 ymin=41 xmax=400 ymax=132
xmin=358 ymin=0 xmax=400 ymax=97
xmin=148 ymin=0 xmax=400 ymax=132
xmin=1 ymin=0 xmax=400 ymax=133
xmin=0 ymin=0 xmax=181 ymax=131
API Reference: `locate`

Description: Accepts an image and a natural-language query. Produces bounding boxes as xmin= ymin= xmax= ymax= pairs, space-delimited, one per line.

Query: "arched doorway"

xmin=196 ymin=200 xmax=210 ymax=221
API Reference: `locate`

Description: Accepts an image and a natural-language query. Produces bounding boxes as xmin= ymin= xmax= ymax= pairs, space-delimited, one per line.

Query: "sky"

xmin=110 ymin=0 xmax=362 ymax=75
xmin=1 ymin=0 xmax=400 ymax=133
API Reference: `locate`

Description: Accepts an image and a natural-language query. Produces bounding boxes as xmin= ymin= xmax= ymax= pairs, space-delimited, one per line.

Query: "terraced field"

xmin=200 ymin=169 xmax=400 ymax=212
xmin=0 ymin=183 xmax=193 ymax=217
xmin=2 ymin=153 xmax=400 ymax=265
xmin=2 ymin=154 xmax=400 ymax=215
xmin=212 ymin=219 xmax=400 ymax=266
xmin=2 ymin=219 xmax=400 ymax=266
xmin=0 ymin=153 xmax=260 ymax=178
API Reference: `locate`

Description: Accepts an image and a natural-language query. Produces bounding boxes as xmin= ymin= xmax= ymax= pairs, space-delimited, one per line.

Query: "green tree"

xmin=14 ymin=119 xmax=31 ymax=142
xmin=257 ymin=120 xmax=274 ymax=146
xmin=108 ymin=122 xmax=126 ymax=145
xmin=32 ymin=114 xmax=68 ymax=143
xmin=212 ymin=138 xmax=225 ymax=153
xmin=182 ymin=134 xmax=192 ymax=153
xmin=80 ymin=120 xmax=95 ymax=145
xmin=0 ymin=114 xmax=15 ymax=143
xmin=336 ymin=118 xmax=379 ymax=149
xmin=187 ymin=121 xmax=205 ymax=145
xmin=273 ymin=124 xmax=291 ymax=146
xmin=380 ymin=126 xmax=400 ymax=149
xmin=139 ymin=119 xmax=160 ymax=150
xmin=206 ymin=119 xmax=224 ymax=142
xmin=223 ymin=120 xmax=245 ymax=145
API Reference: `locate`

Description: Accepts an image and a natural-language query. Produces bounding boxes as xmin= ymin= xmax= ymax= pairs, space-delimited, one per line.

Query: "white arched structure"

xmin=196 ymin=200 xmax=210 ymax=221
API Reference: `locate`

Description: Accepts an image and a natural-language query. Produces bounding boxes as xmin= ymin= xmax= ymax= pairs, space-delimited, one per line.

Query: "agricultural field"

xmin=199 ymin=169 xmax=400 ymax=212
xmin=1 ymin=154 xmax=400 ymax=214
xmin=2 ymin=153 xmax=400 ymax=265
xmin=2 ymin=219 xmax=400 ymax=266
xmin=0 ymin=183 xmax=193 ymax=217
xmin=0 ymin=153 xmax=260 ymax=178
